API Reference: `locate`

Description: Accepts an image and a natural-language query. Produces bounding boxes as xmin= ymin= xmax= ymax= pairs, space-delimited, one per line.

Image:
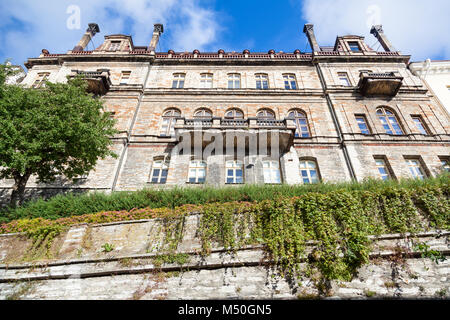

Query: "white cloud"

xmin=301 ymin=0 xmax=450 ymax=61
xmin=0 ymin=0 xmax=221 ymax=66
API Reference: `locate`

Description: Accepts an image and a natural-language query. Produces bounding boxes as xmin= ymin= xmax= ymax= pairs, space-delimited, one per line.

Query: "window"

xmin=228 ymin=74 xmax=241 ymax=89
xmin=288 ymin=110 xmax=310 ymax=138
xmin=120 ymin=71 xmax=131 ymax=85
xmin=374 ymin=157 xmax=391 ymax=181
xmin=226 ymin=160 xmax=244 ymax=184
xmin=32 ymin=72 xmax=50 ymax=88
xmin=283 ymin=74 xmax=297 ymax=90
xmin=160 ymin=109 xmax=181 ymax=136
xmin=348 ymin=41 xmax=361 ymax=52
xmin=411 ymin=116 xmax=429 ymax=135
xmin=200 ymin=73 xmax=213 ymax=89
xmin=376 ymin=107 xmax=403 ymax=135
xmin=405 ymin=158 xmax=426 ymax=180
xmin=188 ymin=160 xmax=207 ymax=184
xmin=255 ymin=74 xmax=269 ymax=89
xmin=299 ymin=160 xmax=319 ymax=184
xmin=257 ymin=109 xmax=275 ymax=119
xmin=172 ymin=73 xmax=185 ymax=89
xmin=109 ymin=41 xmax=121 ymax=51
xmin=263 ymin=160 xmax=281 ymax=184
xmin=355 ymin=115 xmax=371 ymax=135
xmin=225 ymin=108 xmax=244 ymax=119
xmin=149 ymin=158 xmax=169 ymax=184
xmin=194 ymin=109 xmax=213 ymax=118
xmin=337 ymin=72 xmax=351 ymax=86
xmin=439 ymin=157 xmax=450 ymax=172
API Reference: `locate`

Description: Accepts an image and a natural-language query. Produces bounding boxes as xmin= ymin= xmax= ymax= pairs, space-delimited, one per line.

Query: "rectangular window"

xmin=255 ymin=74 xmax=269 ymax=89
xmin=200 ymin=73 xmax=213 ymax=88
xmin=172 ymin=74 xmax=185 ymax=89
xmin=374 ymin=157 xmax=391 ymax=181
xmin=226 ymin=161 xmax=244 ymax=184
xmin=149 ymin=159 xmax=169 ymax=184
xmin=411 ymin=116 xmax=429 ymax=135
xmin=439 ymin=156 xmax=450 ymax=173
xmin=405 ymin=158 xmax=427 ymax=180
xmin=283 ymin=74 xmax=297 ymax=90
xmin=348 ymin=41 xmax=361 ymax=52
xmin=228 ymin=74 xmax=241 ymax=89
xmin=120 ymin=71 xmax=131 ymax=85
xmin=338 ymin=72 xmax=351 ymax=86
xmin=263 ymin=161 xmax=281 ymax=184
xmin=109 ymin=41 xmax=121 ymax=51
xmin=188 ymin=160 xmax=207 ymax=184
xmin=355 ymin=115 xmax=371 ymax=135
xmin=32 ymin=72 xmax=50 ymax=88
xmin=299 ymin=160 xmax=319 ymax=184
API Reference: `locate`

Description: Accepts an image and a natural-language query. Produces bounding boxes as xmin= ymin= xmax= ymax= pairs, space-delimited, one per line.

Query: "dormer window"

xmin=109 ymin=41 xmax=122 ymax=51
xmin=348 ymin=41 xmax=361 ymax=52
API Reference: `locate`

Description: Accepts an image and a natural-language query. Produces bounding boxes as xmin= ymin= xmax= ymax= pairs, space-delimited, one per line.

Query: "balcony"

xmin=174 ymin=117 xmax=296 ymax=152
xmin=69 ymin=69 xmax=112 ymax=95
xmin=357 ymin=71 xmax=403 ymax=97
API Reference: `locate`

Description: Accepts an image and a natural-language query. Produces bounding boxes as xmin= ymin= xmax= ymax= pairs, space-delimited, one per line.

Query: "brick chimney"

xmin=303 ymin=24 xmax=320 ymax=52
xmin=148 ymin=23 xmax=164 ymax=54
xmin=73 ymin=23 xmax=100 ymax=52
xmin=370 ymin=25 xmax=396 ymax=52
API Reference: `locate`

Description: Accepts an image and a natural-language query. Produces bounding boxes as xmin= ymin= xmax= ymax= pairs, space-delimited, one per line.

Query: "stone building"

xmin=0 ymin=23 xmax=449 ymax=200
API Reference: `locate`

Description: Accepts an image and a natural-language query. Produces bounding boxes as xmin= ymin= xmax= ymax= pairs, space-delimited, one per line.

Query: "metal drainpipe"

xmin=111 ymin=60 xmax=153 ymax=191
xmin=314 ymin=62 xmax=357 ymax=181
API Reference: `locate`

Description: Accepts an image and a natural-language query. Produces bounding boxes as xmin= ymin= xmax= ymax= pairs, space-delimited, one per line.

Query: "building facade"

xmin=409 ymin=59 xmax=450 ymax=116
xmin=0 ymin=23 xmax=449 ymax=201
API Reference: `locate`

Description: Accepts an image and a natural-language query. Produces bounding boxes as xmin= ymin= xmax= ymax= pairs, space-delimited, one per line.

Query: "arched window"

xmin=263 ymin=160 xmax=281 ymax=184
xmin=288 ymin=109 xmax=310 ymax=138
xmin=194 ymin=108 xmax=213 ymax=118
xmin=299 ymin=159 xmax=320 ymax=184
xmin=160 ymin=109 xmax=181 ymax=136
xmin=376 ymin=107 xmax=403 ymax=135
xmin=149 ymin=157 xmax=170 ymax=184
xmin=188 ymin=160 xmax=207 ymax=184
xmin=257 ymin=109 xmax=275 ymax=119
xmin=226 ymin=160 xmax=244 ymax=184
xmin=225 ymin=108 xmax=244 ymax=119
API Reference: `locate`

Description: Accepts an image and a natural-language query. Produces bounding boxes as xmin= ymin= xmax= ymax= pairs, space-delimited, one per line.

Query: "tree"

xmin=0 ymin=64 xmax=118 ymax=207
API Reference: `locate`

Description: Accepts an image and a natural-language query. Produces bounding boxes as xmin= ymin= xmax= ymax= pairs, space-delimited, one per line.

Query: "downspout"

xmin=315 ymin=62 xmax=357 ymax=181
xmin=111 ymin=60 xmax=153 ymax=191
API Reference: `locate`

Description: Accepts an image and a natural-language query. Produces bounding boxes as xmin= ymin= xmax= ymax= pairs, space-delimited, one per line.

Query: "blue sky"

xmin=1 ymin=0 xmax=449 ymax=68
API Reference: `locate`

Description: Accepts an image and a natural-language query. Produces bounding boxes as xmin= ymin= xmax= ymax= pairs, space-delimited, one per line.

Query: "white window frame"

xmin=228 ymin=73 xmax=241 ymax=89
xmin=411 ymin=116 xmax=429 ymax=135
xmin=255 ymin=73 xmax=269 ymax=89
xmin=200 ymin=73 xmax=213 ymax=89
xmin=226 ymin=160 xmax=244 ymax=184
xmin=263 ymin=160 xmax=281 ymax=184
xmin=225 ymin=109 xmax=244 ymax=119
xmin=109 ymin=41 xmax=122 ymax=52
xmin=299 ymin=160 xmax=320 ymax=184
xmin=405 ymin=158 xmax=426 ymax=180
xmin=188 ymin=160 xmax=207 ymax=184
xmin=172 ymin=73 xmax=185 ymax=89
xmin=149 ymin=158 xmax=170 ymax=184
xmin=160 ymin=109 xmax=181 ymax=137
xmin=374 ymin=158 xmax=391 ymax=181
xmin=288 ymin=110 xmax=310 ymax=138
xmin=377 ymin=108 xmax=404 ymax=135
xmin=355 ymin=115 xmax=371 ymax=135
xmin=337 ymin=72 xmax=351 ymax=86
xmin=283 ymin=74 xmax=297 ymax=90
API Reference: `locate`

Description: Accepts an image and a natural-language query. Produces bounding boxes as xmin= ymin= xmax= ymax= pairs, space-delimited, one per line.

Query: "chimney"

xmin=370 ymin=25 xmax=396 ymax=52
xmin=148 ymin=23 xmax=164 ymax=53
xmin=73 ymin=23 xmax=100 ymax=52
xmin=303 ymin=24 xmax=320 ymax=52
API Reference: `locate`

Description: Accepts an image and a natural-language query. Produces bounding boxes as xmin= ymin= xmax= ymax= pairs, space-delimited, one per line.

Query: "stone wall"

xmin=0 ymin=214 xmax=448 ymax=300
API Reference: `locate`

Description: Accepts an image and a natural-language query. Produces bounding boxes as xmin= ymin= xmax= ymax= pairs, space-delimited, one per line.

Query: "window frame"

xmin=255 ymin=73 xmax=269 ymax=90
xmin=172 ymin=73 xmax=186 ymax=89
xmin=288 ymin=109 xmax=310 ymax=138
xmin=355 ymin=114 xmax=372 ymax=135
xmin=257 ymin=109 xmax=276 ymax=119
xmin=188 ymin=160 xmax=207 ymax=184
xmin=200 ymin=73 xmax=213 ymax=89
xmin=405 ymin=157 xmax=427 ymax=180
xmin=439 ymin=156 xmax=450 ymax=173
xmin=225 ymin=160 xmax=244 ymax=184
xmin=348 ymin=41 xmax=361 ymax=52
xmin=109 ymin=41 xmax=122 ymax=52
xmin=299 ymin=159 xmax=320 ymax=184
xmin=149 ymin=157 xmax=170 ymax=184
xmin=376 ymin=107 xmax=404 ymax=135
xmin=373 ymin=156 xmax=393 ymax=181
xmin=283 ymin=74 xmax=297 ymax=90
xmin=225 ymin=108 xmax=244 ymax=119
xmin=228 ymin=73 xmax=241 ymax=89
xmin=160 ymin=109 xmax=181 ymax=137
xmin=411 ymin=115 xmax=430 ymax=135
xmin=263 ymin=160 xmax=282 ymax=184
xmin=337 ymin=72 xmax=351 ymax=87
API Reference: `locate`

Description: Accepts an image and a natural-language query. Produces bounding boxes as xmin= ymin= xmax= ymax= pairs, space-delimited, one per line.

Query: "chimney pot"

xmin=148 ymin=23 xmax=164 ymax=53
xmin=303 ymin=23 xmax=320 ymax=52
xmin=370 ymin=25 xmax=396 ymax=52
xmin=73 ymin=23 xmax=100 ymax=52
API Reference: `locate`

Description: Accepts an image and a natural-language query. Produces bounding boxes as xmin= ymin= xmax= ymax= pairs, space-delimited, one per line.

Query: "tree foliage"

xmin=0 ymin=64 xmax=118 ymax=206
